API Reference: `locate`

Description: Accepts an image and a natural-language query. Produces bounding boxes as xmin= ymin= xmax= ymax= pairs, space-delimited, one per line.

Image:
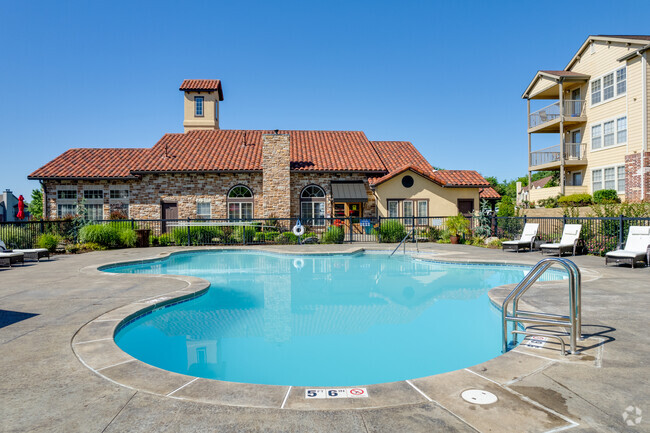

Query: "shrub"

xmin=78 ymin=224 xmax=137 ymax=248
xmin=487 ymin=238 xmax=502 ymax=248
xmin=118 ymin=228 xmax=137 ymax=247
xmin=172 ymin=226 xmax=226 ymax=245
xmin=254 ymin=231 xmax=280 ymax=242
xmin=558 ymin=194 xmax=592 ymax=207
xmin=157 ymin=234 xmax=173 ymax=246
xmin=65 ymin=243 xmax=80 ymax=254
xmin=277 ymin=232 xmax=299 ymax=244
xmin=79 ymin=224 xmax=120 ymax=247
xmin=78 ymin=242 xmax=106 ymax=251
xmin=425 ymin=226 xmax=442 ymax=242
xmin=379 ymin=220 xmax=407 ymax=243
xmin=445 ymin=214 xmax=470 ymax=237
xmin=37 ymin=233 xmax=62 ymax=252
xmin=109 ymin=210 xmax=128 ymax=220
xmin=537 ymin=195 xmax=560 ymax=208
xmin=234 ymin=226 xmax=257 ymax=243
xmin=593 ymin=189 xmax=621 ymax=204
xmin=321 ymin=226 xmax=345 ymax=244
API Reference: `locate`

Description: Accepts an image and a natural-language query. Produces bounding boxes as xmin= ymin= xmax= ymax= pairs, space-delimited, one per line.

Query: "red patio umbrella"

xmin=17 ymin=195 xmax=25 ymax=220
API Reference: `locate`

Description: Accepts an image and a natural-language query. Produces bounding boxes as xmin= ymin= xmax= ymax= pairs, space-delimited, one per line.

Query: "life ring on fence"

xmin=292 ymin=221 xmax=305 ymax=236
xmin=293 ymin=258 xmax=304 ymax=270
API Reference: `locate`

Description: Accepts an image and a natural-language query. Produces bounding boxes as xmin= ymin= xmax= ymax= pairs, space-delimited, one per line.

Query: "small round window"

xmin=402 ymin=175 xmax=414 ymax=188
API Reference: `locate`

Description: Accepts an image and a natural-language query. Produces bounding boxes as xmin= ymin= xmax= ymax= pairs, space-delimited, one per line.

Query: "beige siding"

xmin=529 ymin=76 xmax=558 ymax=98
xmin=374 ymin=170 xmax=480 ymax=217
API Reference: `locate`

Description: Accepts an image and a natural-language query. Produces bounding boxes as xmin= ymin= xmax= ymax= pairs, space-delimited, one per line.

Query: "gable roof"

xmin=28 ymin=148 xmax=150 ymax=179
xmin=565 ymin=35 xmax=650 ymax=70
xmin=29 ymin=130 xmax=489 ymax=188
xmin=521 ymin=175 xmax=553 ymax=193
xmin=179 ymin=79 xmax=224 ymax=100
xmin=479 ymin=187 xmax=501 ymax=199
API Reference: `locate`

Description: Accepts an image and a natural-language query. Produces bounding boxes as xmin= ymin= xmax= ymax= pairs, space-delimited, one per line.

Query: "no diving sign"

xmin=305 ymin=388 xmax=368 ymax=399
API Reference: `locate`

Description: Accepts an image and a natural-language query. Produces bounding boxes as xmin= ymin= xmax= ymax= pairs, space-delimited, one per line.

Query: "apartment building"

xmin=522 ymin=35 xmax=650 ymax=204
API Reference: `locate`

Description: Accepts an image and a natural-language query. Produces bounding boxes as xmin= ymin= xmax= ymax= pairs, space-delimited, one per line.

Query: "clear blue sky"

xmin=1 ymin=0 xmax=647 ymax=198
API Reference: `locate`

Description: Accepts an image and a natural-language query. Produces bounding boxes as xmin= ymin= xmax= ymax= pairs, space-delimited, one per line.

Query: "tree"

xmin=29 ymin=189 xmax=43 ymax=219
xmin=497 ymin=196 xmax=515 ymax=217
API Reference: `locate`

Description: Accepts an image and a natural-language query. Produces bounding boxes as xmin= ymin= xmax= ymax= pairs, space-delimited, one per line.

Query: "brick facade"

xmin=625 ymin=152 xmax=650 ymax=202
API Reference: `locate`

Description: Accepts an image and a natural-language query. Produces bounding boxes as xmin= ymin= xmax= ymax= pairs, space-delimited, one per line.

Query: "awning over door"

xmin=331 ymin=182 xmax=368 ymax=202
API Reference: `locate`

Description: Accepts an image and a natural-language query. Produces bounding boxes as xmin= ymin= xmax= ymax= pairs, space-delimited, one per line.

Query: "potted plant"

xmin=445 ymin=214 xmax=470 ymax=244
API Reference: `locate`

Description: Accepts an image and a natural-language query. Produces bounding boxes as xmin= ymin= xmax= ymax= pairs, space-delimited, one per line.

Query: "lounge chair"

xmin=0 ymin=240 xmax=49 ymax=262
xmin=0 ymin=251 xmax=24 ymax=267
xmin=540 ymin=224 xmax=583 ymax=256
xmin=502 ymin=223 xmax=539 ymax=252
xmin=605 ymin=226 xmax=650 ymax=268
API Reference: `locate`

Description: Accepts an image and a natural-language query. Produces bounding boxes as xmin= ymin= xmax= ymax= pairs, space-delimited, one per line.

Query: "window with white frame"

xmin=403 ymin=201 xmax=413 ymax=219
xmin=417 ymin=200 xmax=428 ymax=225
xmin=387 ymin=200 xmax=399 ymax=218
xmin=590 ymin=67 xmax=626 ymax=106
xmin=56 ymin=187 xmax=77 ymax=217
xmin=194 ymin=96 xmax=204 ymax=117
xmin=109 ymin=187 xmax=130 ymax=218
xmin=196 ymin=201 xmax=211 ymax=219
xmin=227 ymin=185 xmax=253 ymax=220
xmin=591 ymin=116 xmax=626 ymax=150
xmin=592 ymin=165 xmax=625 ymax=193
xmin=83 ymin=188 xmax=104 ymax=220
xmin=300 ymin=185 xmax=326 ymax=226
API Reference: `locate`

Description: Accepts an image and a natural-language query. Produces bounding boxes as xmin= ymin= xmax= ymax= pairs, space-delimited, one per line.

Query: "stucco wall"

xmin=374 ymin=170 xmax=480 ymax=217
xmin=183 ymin=90 xmax=219 ymax=131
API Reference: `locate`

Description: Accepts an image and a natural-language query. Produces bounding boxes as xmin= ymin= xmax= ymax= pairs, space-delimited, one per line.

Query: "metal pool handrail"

xmin=390 ymin=228 xmax=419 ymax=256
xmin=502 ymin=257 xmax=582 ymax=355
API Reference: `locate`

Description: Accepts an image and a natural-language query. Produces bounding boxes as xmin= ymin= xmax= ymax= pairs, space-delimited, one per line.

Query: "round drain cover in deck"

xmin=461 ymin=389 xmax=498 ymax=405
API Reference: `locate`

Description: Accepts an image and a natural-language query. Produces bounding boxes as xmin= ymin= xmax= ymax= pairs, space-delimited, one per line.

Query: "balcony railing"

xmin=528 ymin=100 xmax=586 ymax=129
xmin=530 ymin=143 xmax=586 ymax=167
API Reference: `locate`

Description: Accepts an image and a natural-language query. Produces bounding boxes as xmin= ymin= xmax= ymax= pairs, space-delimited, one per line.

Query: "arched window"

xmin=300 ymin=185 xmax=326 ymax=226
xmin=227 ymin=185 xmax=253 ymax=220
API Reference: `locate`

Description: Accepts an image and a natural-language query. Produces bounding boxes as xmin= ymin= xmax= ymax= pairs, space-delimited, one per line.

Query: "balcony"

xmin=529 ymin=143 xmax=587 ymax=171
xmin=528 ymin=100 xmax=587 ymax=133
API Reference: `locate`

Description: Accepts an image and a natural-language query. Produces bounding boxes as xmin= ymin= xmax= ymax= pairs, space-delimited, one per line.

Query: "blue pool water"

xmin=110 ymin=251 xmax=566 ymax=386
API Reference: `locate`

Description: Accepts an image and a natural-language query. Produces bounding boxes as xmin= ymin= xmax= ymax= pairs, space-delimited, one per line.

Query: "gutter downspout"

xmin=642 ymin=51 xmax=647 ymax=200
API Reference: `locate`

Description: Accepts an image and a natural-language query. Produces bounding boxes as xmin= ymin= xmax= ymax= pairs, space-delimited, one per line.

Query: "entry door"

xmin=161 ymin=202 xmax=178 ymax=233
xmin=572 ymin=172 xmax=583 ymax=186
xmin=571 ymin=88 xmax=581 ymax=116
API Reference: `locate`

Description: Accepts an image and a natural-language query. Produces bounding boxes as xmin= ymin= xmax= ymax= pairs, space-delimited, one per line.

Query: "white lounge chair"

xmin=605 ymin=226 xmax=650 ymax=268
xmin=0 ymin=251 xmax=24 ymax=266
xmin=502 ymin=223 xmax=539 ymax=252
xmin=0 ymin=240 xmax=49 ymax=262
xmin=540 ymin=224 xmax=583 ymax=256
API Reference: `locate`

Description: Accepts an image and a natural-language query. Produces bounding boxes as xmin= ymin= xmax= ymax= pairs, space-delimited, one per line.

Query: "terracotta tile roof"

xmin=370 ymin=141 xmax=434 ymax=173
xmin=479 ymin=187 xmax=501 ymax=199
xmin=369 ymin=165 xmax=441 ymax=186
xmin=28 ymin=148 xmax=149 ymax=179
xmin=29 ymin=130 xmax=485 ymax=189
xmin=432 ymin=170 xmax=491 ymax=187
xmin=179 ymin=79 xmax=224 ymax=100
xmin=132 ymin=130 xmax=387 ymax=173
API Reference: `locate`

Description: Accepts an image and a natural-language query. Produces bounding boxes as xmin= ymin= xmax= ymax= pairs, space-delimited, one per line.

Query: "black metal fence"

xmin=1 ymin=215 xmax=648 ymax=257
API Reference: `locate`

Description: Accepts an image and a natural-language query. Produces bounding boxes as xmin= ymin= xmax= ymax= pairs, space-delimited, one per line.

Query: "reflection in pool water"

xmin=111 ymin=251 xmax=566 ymax=386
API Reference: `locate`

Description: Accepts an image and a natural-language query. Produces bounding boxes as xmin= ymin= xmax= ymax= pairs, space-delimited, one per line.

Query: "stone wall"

xmin=625 ymin=152 xmax=650 ymax=202
xmin=262 ymin=134 xmax=291 ymax=218
xmin=289 ymin=173 xmax=376 ymax=218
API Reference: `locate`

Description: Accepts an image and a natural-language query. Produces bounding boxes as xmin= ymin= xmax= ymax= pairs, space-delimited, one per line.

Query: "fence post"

xmin=523 ymin=215 xmax=527 ymax=225
xmin=491 ymin=213 xmax=496 ymax=237
xmin=378 ymin=216 xmax=382 ymax=243
xmin=619 ymin=214 xmax=624 ymax=247
xmin=563 ymin=214 xmax=567 ymax=226
xmin=412 ymin=215 xmax=416 ymax=243
xmin=131 ymin=218 xmax=135 ymax=230
xmin=40 ymin=220 xmax=45 ymax=234
xmin=187 ymin=217 xmax=191 ymax=247
xmin=348 ymin=217 xmax=352 ymax=243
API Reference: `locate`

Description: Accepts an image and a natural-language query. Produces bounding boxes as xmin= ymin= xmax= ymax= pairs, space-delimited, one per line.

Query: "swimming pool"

xmin=110 ymin=250 xmax=567 ymax=386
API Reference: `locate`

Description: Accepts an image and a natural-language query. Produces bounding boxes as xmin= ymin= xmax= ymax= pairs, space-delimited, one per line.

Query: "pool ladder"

xmin=390 ymin=228 xmax=419 ymax=256
xmin=502 ymin=257 xmax=582 ymax=355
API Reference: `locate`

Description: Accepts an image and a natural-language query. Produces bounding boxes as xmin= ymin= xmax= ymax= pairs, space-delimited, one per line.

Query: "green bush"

xmin=79 ymin=224 xmax=120 ymax=247
xmin=445 ymin=214 xmax=470 ymax=237
xmin=172 ymin=226 xmax=226 ymax=245
xmin=254 ymin=231 xmax=280 ymax=242
xmin=119 ymin=228 xmax=137 ymax=247
xmin=37 ymin=233 xmax=62 ymax=252
xmin=379 ymin=220 xmax=407 ymax=243
xmin=593 ymin=189 xmax=621 ymax=204
xmin=558 ymin=194 xmax=592 ymax=207
xmin=157 ymin=234 xmax=173 ymax=246
xmin=537 ymin=195 xmax=560 ymax=208
xmin=78 ymin=224 xmax=137 ymax=248
xmin=277 ymin=232 xmax=299 ymax=244
xmin=234 ymin=226 xmax=257 ymax=243
xmin=321 ymin=226 xmax=345 ymax=244
xmin=426 ymin=226 xmax=442 ymax=242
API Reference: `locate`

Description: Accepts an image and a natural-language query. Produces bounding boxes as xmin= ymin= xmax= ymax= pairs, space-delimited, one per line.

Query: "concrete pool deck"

xmin=0 ymin=243 xmax=648 ymax=432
